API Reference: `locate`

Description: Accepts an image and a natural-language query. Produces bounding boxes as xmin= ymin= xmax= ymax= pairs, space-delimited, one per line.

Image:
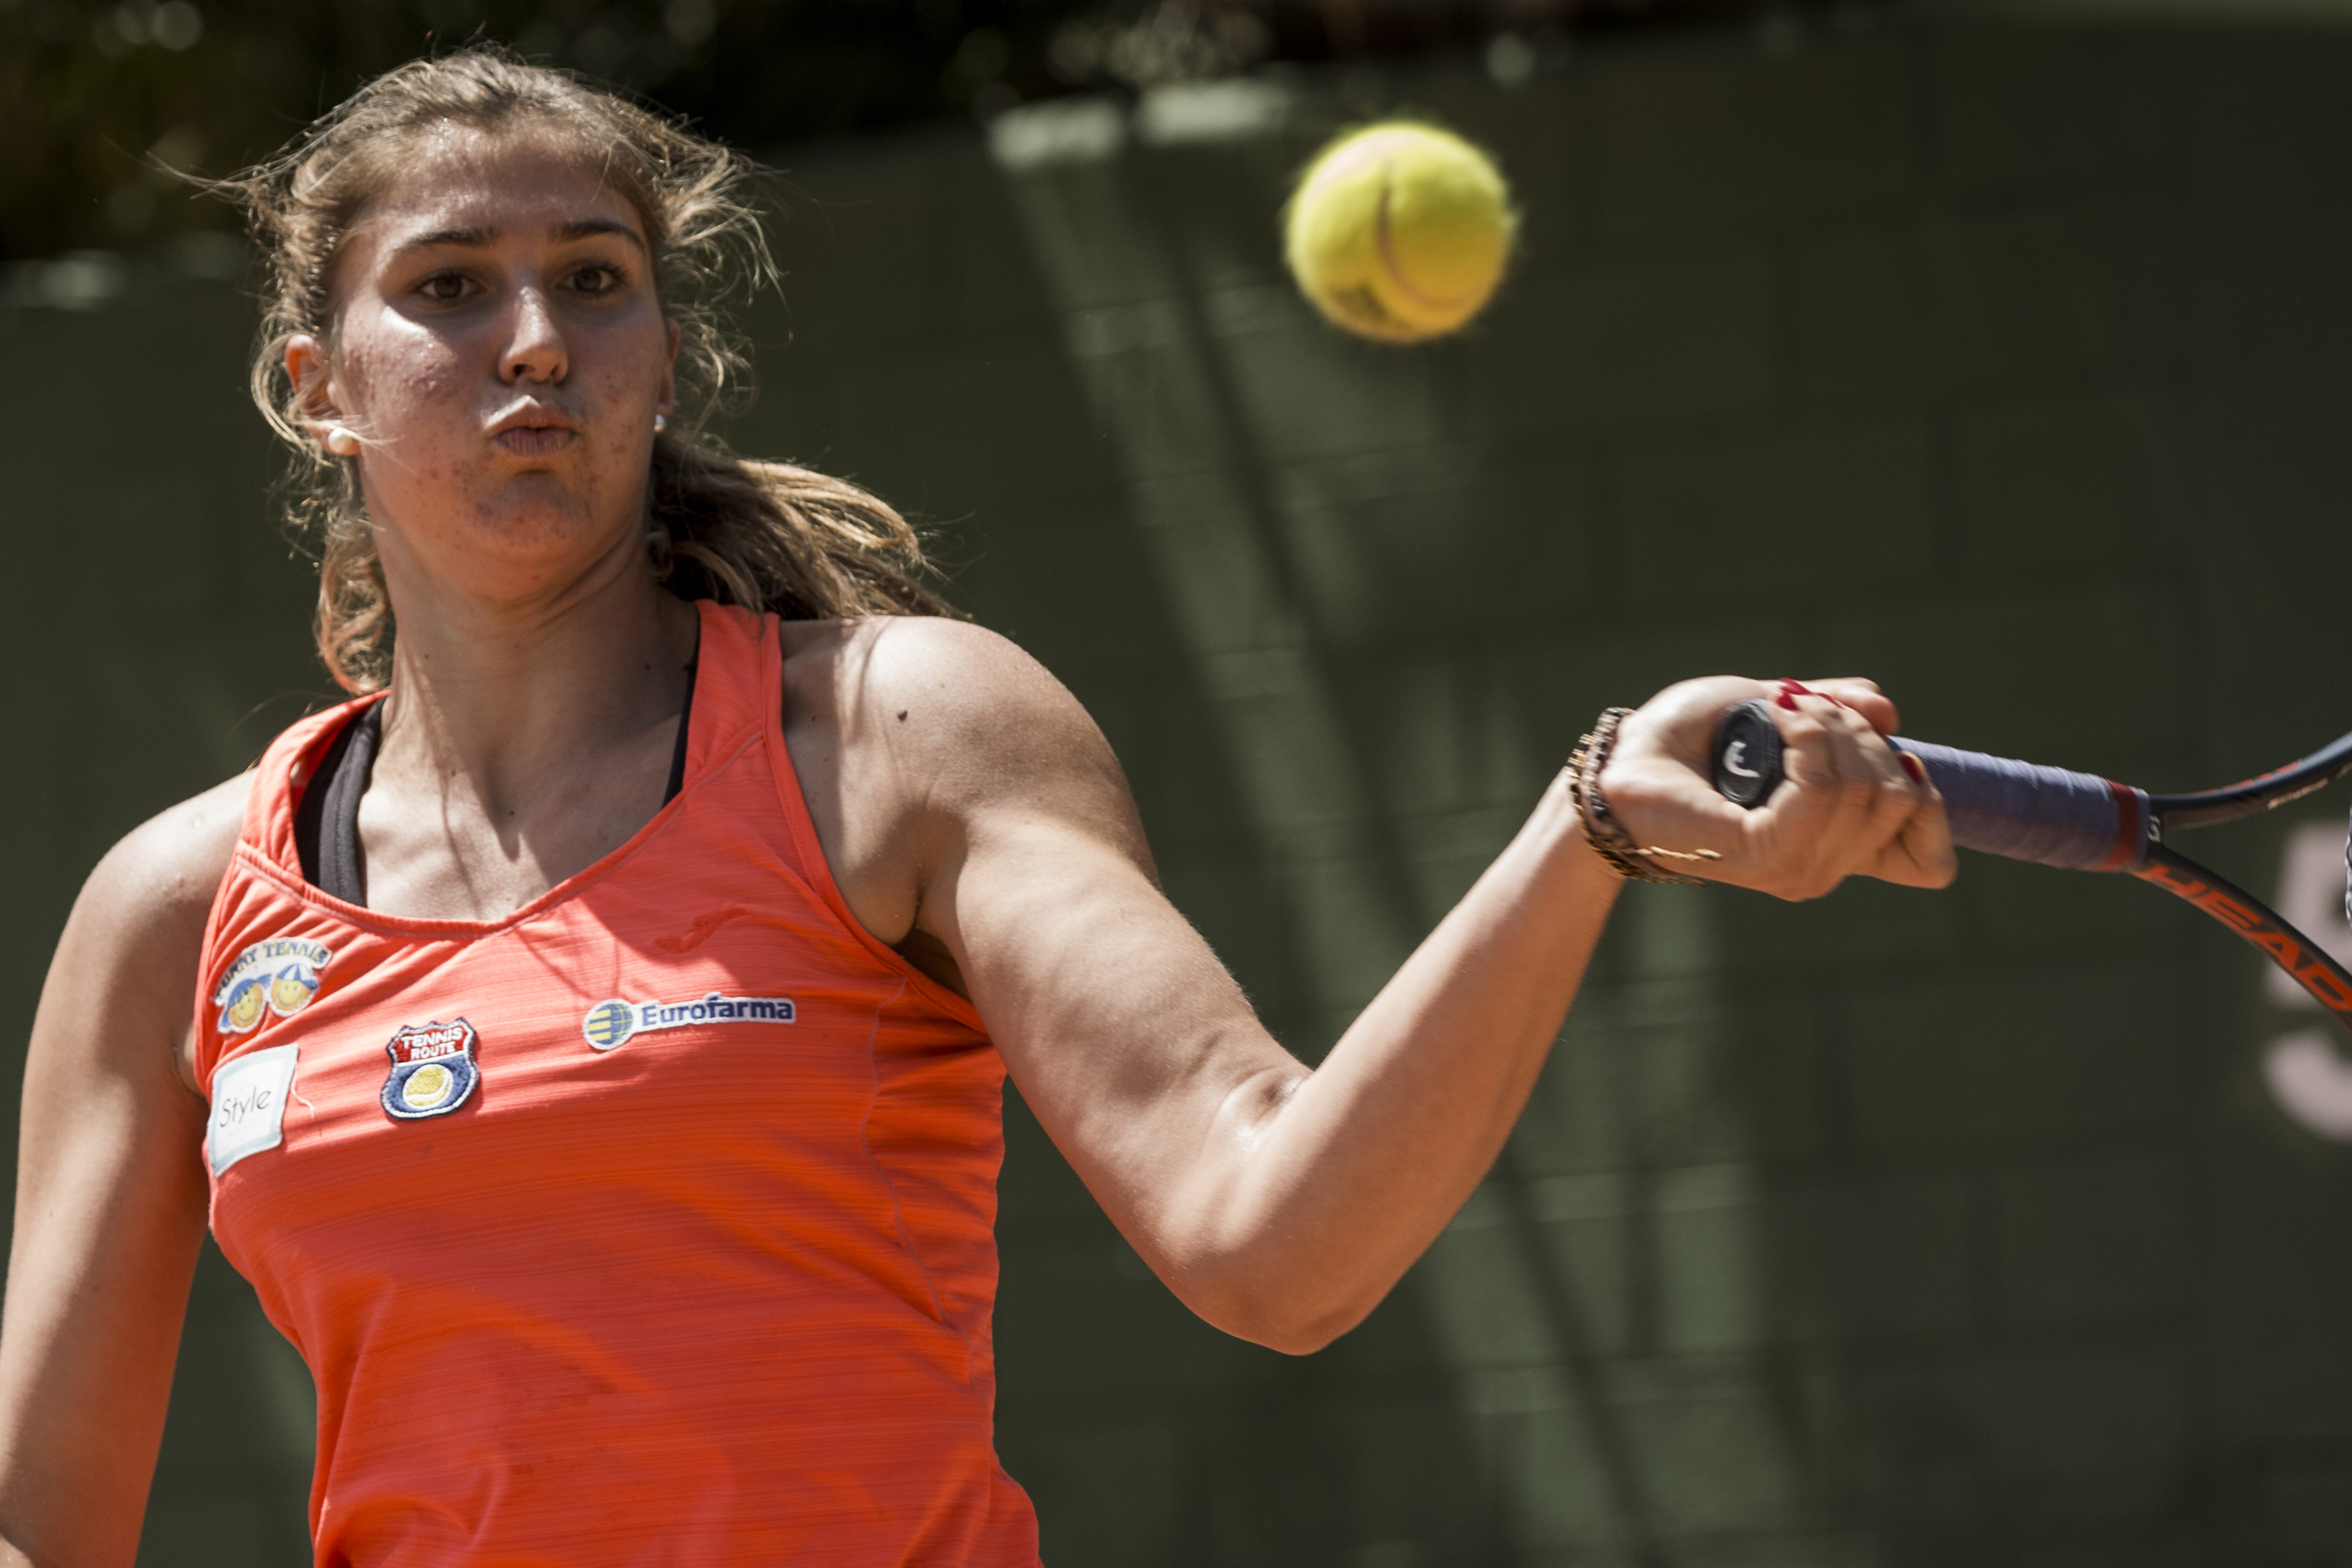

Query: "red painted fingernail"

xmin=1776 ymin=690 xmax=1799 ymax=711
xmin=1782 ymin=678 xmax=1850 ymax=710
xmin=1898 ymin=752 xmax=1924 ymax=783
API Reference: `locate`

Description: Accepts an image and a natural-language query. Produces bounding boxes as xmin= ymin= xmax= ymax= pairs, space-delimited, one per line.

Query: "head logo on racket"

xmin=380 ymin=1019 xmax=480 ymax=1121
xmin=213 ymin=939 xmax=335 ymax=1036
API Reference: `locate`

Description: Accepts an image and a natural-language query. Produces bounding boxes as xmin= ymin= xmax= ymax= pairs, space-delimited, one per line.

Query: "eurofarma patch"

xmin=380 ymin=1019 xmax=480 ymax=1121
xmin=213 ymin=938 xmax=334 ymax=1035
xmin=581 ymin=992 xmax=797 ymax=1052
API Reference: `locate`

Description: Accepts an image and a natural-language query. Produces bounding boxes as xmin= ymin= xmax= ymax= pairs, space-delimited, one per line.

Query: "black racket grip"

xmin=1709 ymin=698 xmax=2153 ymax=873
xmin=1713 ymin=700 xmax=1784 ymax=807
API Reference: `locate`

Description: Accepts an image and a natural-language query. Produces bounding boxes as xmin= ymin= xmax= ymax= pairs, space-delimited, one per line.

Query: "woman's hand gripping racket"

xmin=1712 ymin=702 xmax=2352 ymax=1033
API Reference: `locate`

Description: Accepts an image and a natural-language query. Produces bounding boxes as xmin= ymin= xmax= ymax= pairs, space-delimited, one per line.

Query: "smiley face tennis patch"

xmin=380 ymin=1018 xmax=480 ymax=1121
xmin=213 ymin=939 xmax=334 ymax=1036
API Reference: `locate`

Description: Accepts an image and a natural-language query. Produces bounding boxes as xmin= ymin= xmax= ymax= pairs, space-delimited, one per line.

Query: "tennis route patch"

xmin=381 ymin=1019 xmax=480 ymax=1121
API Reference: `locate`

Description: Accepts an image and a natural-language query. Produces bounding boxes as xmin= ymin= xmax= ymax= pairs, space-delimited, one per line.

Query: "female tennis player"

xmin=0 ymin=46 xmax=1951 ymax=1566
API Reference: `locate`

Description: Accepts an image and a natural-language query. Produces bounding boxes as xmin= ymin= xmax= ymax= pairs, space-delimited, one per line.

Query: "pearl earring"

xmin=653 ymin=414 xmax=667 ymax=434
xmin=326 ymin=427 xmax=361 ymax=456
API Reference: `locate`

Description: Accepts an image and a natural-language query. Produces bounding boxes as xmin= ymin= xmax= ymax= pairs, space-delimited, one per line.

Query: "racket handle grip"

xmin=1710 ymin=699 xmax=2152 ymax=873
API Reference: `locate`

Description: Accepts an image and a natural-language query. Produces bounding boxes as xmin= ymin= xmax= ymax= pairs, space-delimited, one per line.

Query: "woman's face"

xmin=290 ymin=126 xmax=679 ymax=608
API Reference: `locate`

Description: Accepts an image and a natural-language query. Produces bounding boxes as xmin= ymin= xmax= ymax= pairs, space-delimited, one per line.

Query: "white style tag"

xmin=209 ymin=1043 xmax=300 ymax=1177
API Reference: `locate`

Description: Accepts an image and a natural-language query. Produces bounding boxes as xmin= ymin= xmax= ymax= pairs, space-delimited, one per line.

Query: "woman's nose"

xmin=500 ymin=289 xmax=567 ymax=385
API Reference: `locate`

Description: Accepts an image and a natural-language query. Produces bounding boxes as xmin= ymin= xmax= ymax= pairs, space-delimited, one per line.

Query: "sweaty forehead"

xmin=352 ymin=124 xmax=650 ymax=257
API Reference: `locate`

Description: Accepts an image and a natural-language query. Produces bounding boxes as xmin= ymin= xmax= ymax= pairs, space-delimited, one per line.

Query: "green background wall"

xmin=9 ymin=10 xmax=2352 ymax=1563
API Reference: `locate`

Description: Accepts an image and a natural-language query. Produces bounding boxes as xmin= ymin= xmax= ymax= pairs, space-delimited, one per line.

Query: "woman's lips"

xmin=495 ymin=425 xmax=577 ymax=456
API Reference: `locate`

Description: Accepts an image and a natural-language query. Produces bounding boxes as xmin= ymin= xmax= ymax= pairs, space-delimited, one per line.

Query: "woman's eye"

xmin=571 ymin=265 xmax=619 ymax=294
xmin=419 ymin=274 xmax=471 ymax=302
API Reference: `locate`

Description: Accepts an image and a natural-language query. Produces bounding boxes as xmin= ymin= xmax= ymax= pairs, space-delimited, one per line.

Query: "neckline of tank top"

xmin=290 ymin=650 xmax=702 ymax=914
xmin=288 ymin=649 xmax=701 ymax=931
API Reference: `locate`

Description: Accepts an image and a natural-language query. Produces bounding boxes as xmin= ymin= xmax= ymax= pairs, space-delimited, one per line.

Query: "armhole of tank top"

xmin=193 ymin=717 xmax=331 ymax=1095
xmin=757 ymin=615 xmax=987 ymax=1035
xmin=190 ymin=840 xmax=242 ymax=1096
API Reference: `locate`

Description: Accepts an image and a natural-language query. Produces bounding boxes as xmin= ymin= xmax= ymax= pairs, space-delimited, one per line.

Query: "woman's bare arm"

xmin=0 ymin=776 xmax=248 ymax=1568
xmin=820 ymin=621 xmax=1951 ymax=1356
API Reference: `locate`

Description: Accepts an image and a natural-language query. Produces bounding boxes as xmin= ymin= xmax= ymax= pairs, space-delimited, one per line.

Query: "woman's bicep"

xmin=880 ymin=623 xmax=1302 ymax=1276
xmin=0 ymin=785 xmax=241 ymax=1565
xmin=941 ymin=805 xmax=1302 ymax=1273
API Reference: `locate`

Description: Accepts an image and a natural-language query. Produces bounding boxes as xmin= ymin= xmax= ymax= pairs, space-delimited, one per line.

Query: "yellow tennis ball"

xmin=1283 ymin=122 xmax=1518 ymax=344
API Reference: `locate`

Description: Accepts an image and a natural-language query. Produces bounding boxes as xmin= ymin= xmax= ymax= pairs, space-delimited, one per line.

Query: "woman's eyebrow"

xmin=386 ymin=219 xmax=646 ymax=258
xmin=390 ymin=224 xmax=493 ymax=257
xmin=556 ymin=218 xmax=647 ymax=254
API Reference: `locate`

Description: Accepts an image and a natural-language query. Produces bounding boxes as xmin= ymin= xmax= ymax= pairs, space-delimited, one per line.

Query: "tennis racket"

xmin=1710 ymin=700 xmax=2352 ymax=1034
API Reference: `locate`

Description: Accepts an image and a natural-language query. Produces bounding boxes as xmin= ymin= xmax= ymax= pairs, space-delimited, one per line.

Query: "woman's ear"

xmin=285 ymin=334 xmax=355 ymax=455
xmin=657 ymin=318 xmax=680 ymax=425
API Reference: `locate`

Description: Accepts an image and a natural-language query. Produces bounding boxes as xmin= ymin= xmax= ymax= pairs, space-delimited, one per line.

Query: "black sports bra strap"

xmin=293 ymin=703 xmax=380 ymax=905
xmin=665 ymin=656 xmax=698 ymax=805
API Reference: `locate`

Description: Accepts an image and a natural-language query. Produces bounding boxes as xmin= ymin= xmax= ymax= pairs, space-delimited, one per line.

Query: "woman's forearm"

xmin=1160 ymin=681 xmax=1948 ymax=1351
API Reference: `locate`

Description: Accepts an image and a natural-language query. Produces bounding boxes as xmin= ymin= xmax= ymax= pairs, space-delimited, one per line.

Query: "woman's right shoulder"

xmin=45 ymin=772 xmax=255 ymax=1097
xmin=85 ymin=771 xmax=255 ymax=930
xmin=64 ymin=774 xmax=253 ymax=1001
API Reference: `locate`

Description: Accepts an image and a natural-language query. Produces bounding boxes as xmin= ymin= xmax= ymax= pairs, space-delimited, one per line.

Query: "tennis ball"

xmin=1283 ymin=122 xmax=1518 ymax=344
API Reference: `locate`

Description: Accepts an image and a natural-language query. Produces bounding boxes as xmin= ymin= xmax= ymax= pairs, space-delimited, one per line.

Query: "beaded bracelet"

xmin=1567 ymin=707 xmax=1724 ymax=888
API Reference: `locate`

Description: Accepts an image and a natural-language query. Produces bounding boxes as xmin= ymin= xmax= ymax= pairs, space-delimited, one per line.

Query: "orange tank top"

xmin=195 ymin=601 xmax=1039 ymax=1566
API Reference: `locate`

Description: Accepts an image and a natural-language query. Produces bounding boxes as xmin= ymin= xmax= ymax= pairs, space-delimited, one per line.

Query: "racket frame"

xmin=2133 ymin=840 xmax=2352 ymax=1024
xmin=2146 ymin=728 xmax=2352 ymax=827
xmin=2128 ymin=729 xmax=2352 ymax=1026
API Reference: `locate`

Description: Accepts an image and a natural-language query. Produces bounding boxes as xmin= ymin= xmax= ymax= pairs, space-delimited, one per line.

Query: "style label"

xmin=209 ymin=1043 xmax=299 ymax=1176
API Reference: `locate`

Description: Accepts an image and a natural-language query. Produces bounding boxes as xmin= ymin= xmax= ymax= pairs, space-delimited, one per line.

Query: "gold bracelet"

xmin=1567 ymin=707 xmax=1723 ymax=888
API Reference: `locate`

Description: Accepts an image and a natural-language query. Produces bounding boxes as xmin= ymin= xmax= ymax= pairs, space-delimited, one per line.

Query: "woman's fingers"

xmin=1772 ymin=678 xmax=1952 ymax=888
xmin=1742 ymin=694 xmax=1933 ymax=899
xmin=1830 ymin=703 xmax=1929 ymax=860
xmin=1793 ymin=676 xmax=1898 ymax=737
xmin=1747 ymin=699 xmax=1854 ymax=899
xmin=1871 ymin=770 xmax=1958 ymax=888
xmin=1596 ymin=675 xmax=1955 ymax=901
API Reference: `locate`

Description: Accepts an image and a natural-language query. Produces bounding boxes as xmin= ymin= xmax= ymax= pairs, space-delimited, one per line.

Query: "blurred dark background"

xmin=17 ymin=1 xmax=2352 ymax=1565
xmin=2 ymin=0 xmax=1847 ymax=259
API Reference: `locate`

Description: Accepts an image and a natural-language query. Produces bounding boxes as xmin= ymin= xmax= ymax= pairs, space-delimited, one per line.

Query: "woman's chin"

xmin=384 ymin=507 xmax=646 ymax=598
